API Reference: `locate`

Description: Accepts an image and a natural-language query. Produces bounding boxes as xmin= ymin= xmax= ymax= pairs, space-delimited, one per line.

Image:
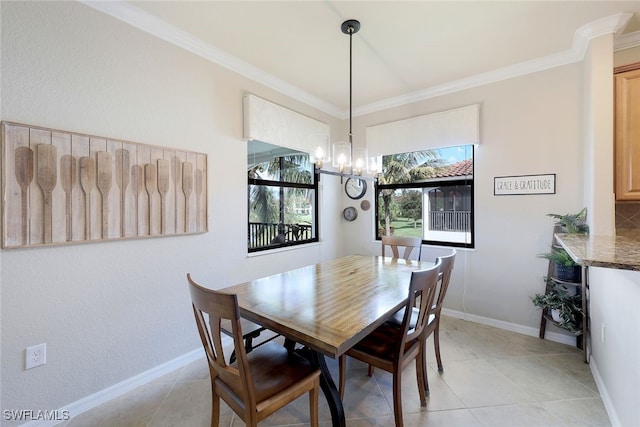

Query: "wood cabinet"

xmin=615 ymin=64 xmax=640 ymax=200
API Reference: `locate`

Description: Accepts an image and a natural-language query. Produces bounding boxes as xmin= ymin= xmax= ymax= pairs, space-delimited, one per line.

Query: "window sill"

xmin=246 ymin=241 xmax=321 ymax=258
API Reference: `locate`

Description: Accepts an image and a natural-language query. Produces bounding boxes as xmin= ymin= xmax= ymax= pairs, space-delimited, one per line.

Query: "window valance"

xmin=366 ymin=104 xmax=480 ymax=155
xmin=243 ymin=94 xmax=330 ymax=154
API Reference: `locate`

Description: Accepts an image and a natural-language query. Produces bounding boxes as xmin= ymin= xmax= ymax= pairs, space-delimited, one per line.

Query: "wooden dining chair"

xmin=338 ymin=261 xmax=441 ymax=427
xmin=381 ymin=235 xmax=423 ymax=260
xmin=364 ymin=235 xmax=423 ymax=377
xmin=186 ymin=274 xmax=320 ymax=427
xmin=424 ymin=250 xmax=456 ymax=372
xmin=220 ymin=318 xmax=279 ymax=363
xmin=387 ymin=250 xmax=456 ymax=373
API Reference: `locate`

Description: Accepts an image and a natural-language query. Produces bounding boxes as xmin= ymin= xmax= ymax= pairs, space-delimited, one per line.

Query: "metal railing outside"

xmin=428 ymin=211 xmax=471 ymax=232
xmin=248 ymin=222 xmax=313 ymax=249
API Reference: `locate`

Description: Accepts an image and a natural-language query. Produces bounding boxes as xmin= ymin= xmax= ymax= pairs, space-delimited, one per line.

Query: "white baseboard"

xmin=441 ymin=308 xmax=579 ymax=346
xmin=19 ymin=348 xmax=204 ymax=427
xmin=20 ymin=312 xmax=580 ymax=427
xmin=589 ymin=356 xmax=621 ymax=427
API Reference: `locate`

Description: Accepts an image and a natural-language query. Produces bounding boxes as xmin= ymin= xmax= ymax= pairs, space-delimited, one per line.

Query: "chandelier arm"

xmin=314 ymin=166 xmax=377 ymax=182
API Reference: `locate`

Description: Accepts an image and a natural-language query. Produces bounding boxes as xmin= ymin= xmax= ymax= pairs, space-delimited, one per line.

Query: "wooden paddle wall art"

xmin=2 ymin=122 xmax=208 ymax=248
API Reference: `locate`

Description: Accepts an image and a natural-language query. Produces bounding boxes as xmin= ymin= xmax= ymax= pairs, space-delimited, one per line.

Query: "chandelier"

xmin=313 ymin=19 xmax=381 ymax=181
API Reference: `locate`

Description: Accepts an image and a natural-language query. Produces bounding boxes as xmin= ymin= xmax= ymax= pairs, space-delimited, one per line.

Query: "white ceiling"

xmin=85 ymin=1 xmax=640 ymax=119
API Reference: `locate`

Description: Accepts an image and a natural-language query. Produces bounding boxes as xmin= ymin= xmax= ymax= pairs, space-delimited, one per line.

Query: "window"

xmin=375 ymin=145 xmax=474 ymax=248
xmin=248 ymin=141 xmax=318 ymax=252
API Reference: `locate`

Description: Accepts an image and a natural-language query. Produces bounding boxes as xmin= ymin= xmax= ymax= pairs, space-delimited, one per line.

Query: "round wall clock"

xmin=345 ymin=178 xmax=367 ymax=200
xmin=360 ymin=200 xmax=371 ymax=211
xmin=343 ymin=206 xmax=358 ymax=221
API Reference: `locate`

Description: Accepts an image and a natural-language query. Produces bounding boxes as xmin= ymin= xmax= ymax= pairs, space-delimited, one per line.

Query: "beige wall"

xmin=344 ymin=63 xmax=585 ymax=329
xmin=1 ymin=0 xmax=635 ymax=421
xmin=583 ymin=34 xmax=615 ymax=236
xmin=589 ymin=267 xmax=640 ymax=427
xmin=614 ymin=45 xmax=640 ymax=67
xmin=0 ymin=1 xmax=343 ymax=420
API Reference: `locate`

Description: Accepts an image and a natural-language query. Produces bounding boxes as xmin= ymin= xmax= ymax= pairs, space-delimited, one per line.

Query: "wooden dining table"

xmin=222 ymin=254 xmax=433 ymax=427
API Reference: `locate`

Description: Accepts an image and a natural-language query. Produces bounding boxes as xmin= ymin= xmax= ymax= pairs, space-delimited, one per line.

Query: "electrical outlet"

xmin=25 ymin=343 xmax=46 ymax=369
xmin=601 ymin=323 xmax=606 ymax=344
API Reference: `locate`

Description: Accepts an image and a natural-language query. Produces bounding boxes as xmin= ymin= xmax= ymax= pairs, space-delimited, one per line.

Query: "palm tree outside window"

xmin=375 ymin=145 xmax=474 ymax=248
xmin=248 ymin=141 xmax=318 ymax=252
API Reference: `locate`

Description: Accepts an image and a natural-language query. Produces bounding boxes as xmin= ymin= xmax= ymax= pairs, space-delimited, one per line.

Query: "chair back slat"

xmin=399 ymin=260 xmax=441 ymax=347
xmin=381 ymin=235 xmax=422 ymax=261
xmin=432 ymin=250 xmax=456 ymax=316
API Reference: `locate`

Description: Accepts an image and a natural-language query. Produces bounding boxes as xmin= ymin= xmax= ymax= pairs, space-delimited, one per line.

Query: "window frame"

xmin=247 ymin=156 xmax=319 ymax=253
xmin=374 ymin=148 xmax=474 ymax=249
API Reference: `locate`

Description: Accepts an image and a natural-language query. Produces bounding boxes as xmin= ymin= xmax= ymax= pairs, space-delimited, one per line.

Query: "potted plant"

xmin=531 ymin=286 xmax=583 ymax=332
xmin=538 ymin=247 xmax=581 ymax=282
xmin=547 ymin=207 xmax=589 ymax=234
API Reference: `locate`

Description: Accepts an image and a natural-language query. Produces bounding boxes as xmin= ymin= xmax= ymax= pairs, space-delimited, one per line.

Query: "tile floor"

xmin=65 ymin=317 xmax=610 ymax=426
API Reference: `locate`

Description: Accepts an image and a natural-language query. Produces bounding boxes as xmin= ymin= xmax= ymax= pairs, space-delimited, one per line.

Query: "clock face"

xmin=343 ymin=206 xmax=358 ymax=221
xmin=345 ymin=178 xmax=367 ymax=200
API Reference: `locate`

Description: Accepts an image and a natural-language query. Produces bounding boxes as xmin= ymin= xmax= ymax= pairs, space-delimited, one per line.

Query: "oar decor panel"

xmin=1 ymin=122 xmax=207 ymax=248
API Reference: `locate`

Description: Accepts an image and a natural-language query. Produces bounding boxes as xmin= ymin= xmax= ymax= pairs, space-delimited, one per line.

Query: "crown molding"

xmin=353 ymin=48 xmax=581 ymax=117
xmin=615 ymin=30 xmax=640 ymax=52
xmin=79 ymin=1 xmax=343 ymax=118
xmin=80 ymin=2 xmax=636 ymax=120
xmin=355 ymin=12 xmax=634 ymax=117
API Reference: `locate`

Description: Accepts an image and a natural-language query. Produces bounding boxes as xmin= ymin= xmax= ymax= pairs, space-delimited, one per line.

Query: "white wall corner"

xmin=581 ymin=32 xmax=616 ymax=236
xmin=574 ymin=13 xmax=634 ymax=59
xmin=575 ymin=12 xmax=634 ymax=46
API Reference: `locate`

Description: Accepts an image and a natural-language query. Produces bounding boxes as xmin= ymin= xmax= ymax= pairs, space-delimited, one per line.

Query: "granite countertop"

xmin=555 ymin=232 xmax=640 ymax=271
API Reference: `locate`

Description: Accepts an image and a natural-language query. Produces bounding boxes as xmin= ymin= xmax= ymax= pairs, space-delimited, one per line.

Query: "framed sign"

xmin=494 ymin=173 xmax=556 ymax=195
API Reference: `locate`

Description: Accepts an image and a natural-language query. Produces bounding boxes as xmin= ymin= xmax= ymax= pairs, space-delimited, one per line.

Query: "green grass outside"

xmin=385 ymin=218 xmax=423 ymax=238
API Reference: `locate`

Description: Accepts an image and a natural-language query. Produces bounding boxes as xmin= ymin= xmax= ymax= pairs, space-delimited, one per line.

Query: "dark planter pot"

xmin=553 ymin=263 xmax=581 ymax=282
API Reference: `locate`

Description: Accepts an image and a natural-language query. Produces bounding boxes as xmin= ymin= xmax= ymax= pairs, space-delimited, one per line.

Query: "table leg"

xmin=310 ymin=350 xmax=346 ymax=427
xmin=283 ymin=338 xmax=345 ymax=427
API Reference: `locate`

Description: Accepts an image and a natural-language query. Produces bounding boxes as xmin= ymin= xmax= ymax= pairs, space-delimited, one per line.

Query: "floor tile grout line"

xmin=145 ymin=364 xmax=183 ymax=427
xmin=65 ymin=316 xmax=610 ymax=426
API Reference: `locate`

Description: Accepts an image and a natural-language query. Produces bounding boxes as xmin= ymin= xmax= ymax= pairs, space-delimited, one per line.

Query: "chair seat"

xmin=224 ymin=341 xmax=318 ymax=403
xmin=387 ymin=307 xmax=435 ymax=329
xmin=349 ymin=323 xmax=419 ymax=362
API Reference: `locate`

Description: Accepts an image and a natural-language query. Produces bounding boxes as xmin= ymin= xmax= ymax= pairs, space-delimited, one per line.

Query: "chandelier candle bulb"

xmin=353 ymin=147 xmax=368 ymax=175
xmin=355 ymin=158 xmax=363 ymax=175
xmin=369 ymin=155 xmax=382 ymax=175
xmin=314 ymin=147 xmax=325 ymax=169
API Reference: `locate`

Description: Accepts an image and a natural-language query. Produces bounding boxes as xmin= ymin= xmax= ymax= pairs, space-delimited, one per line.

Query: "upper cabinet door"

xmin=615 ymin=66 xmax=640 ymax=201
